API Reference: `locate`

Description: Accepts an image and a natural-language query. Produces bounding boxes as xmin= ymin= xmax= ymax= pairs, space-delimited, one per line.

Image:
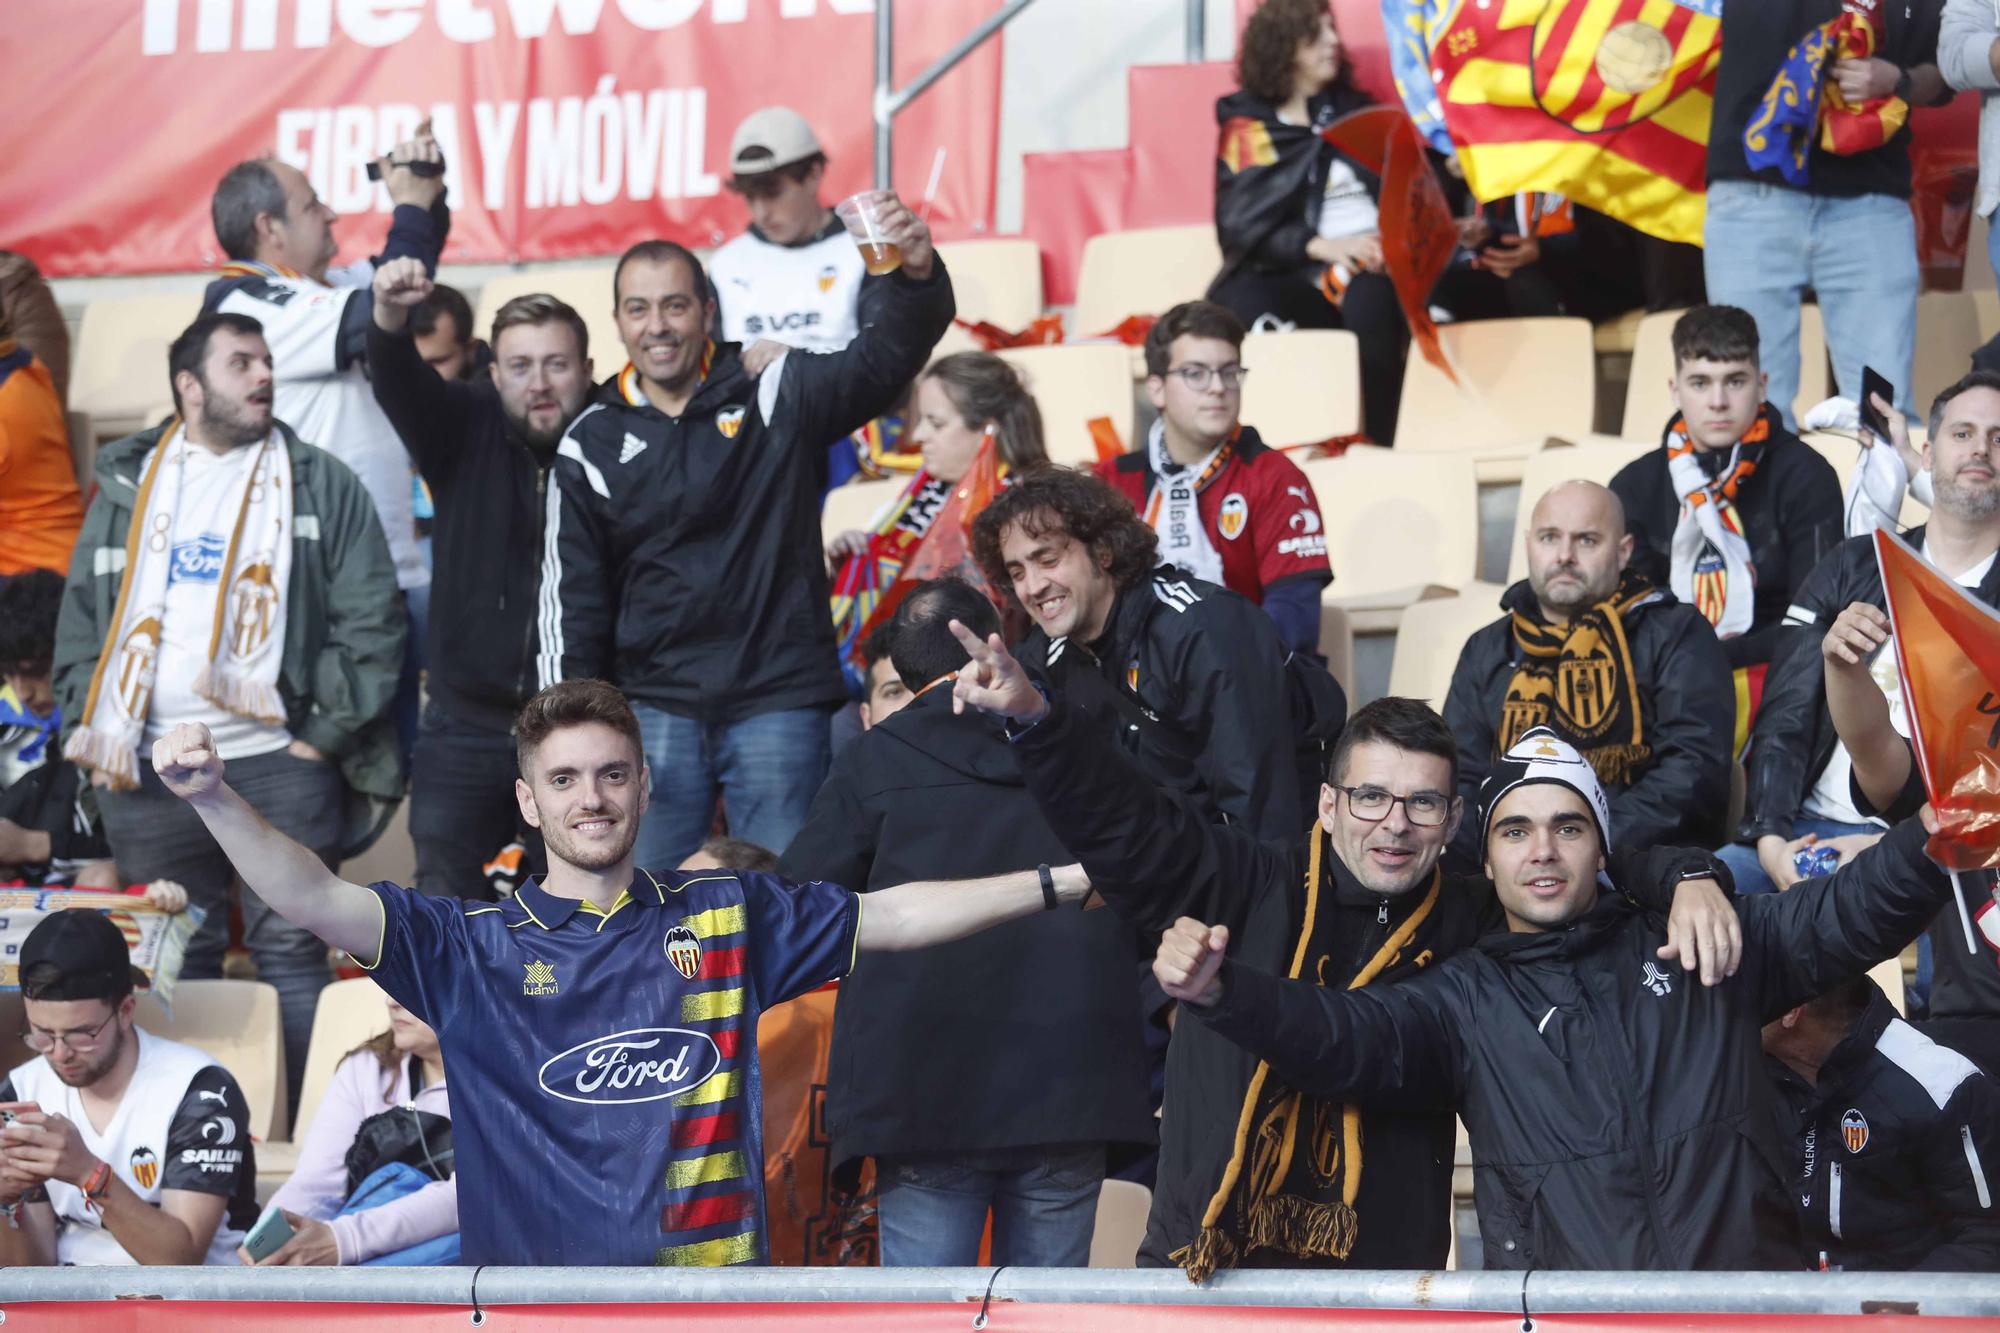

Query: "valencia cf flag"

xmin=1876 ymin=529 xmax=2000 ymax=872
xmin=1427 ymin=0 xmax=1722 ymax=245
xmin=1743 ymin=8 xmax=1909 ymax=188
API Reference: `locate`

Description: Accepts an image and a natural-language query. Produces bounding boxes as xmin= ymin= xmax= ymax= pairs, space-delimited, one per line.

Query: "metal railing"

xmin=3 ymin=1267 xmax=1998 ymax=1317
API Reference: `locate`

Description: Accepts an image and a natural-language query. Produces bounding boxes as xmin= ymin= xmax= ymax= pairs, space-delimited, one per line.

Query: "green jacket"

xmin=52 ymin=420 xmax=405 ymax=856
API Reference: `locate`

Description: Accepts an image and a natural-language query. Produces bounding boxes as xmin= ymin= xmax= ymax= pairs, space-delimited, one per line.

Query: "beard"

xmin=1936 ymin=472 xmax=2000 ymax=521
xmin=51 ymin=1025 xmax=125 ymax=1088
xmin=198 ymin=396 xmax=273 ymax=448
xmin=542 ymin=814 xmax=640 ymax=873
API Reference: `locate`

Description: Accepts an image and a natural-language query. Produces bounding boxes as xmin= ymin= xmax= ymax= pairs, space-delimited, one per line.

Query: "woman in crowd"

xmin=241 ymin=994 xmax=455 ymax=1266
xmin=828 ymin=351 xmax=1048 ymax=678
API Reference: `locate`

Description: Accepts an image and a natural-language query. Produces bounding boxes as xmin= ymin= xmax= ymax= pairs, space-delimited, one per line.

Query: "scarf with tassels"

xmin=1500 ymin=568 xmax=1655 ymax=790
xmin=1172 ymin=827 xmax=1441 ymax=1283
xmin=64 ymin=423 xmax=292 ymax=790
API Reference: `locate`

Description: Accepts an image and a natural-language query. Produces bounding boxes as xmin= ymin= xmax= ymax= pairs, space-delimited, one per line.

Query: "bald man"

xmin=1440 ymin=480 xmax=1734 ymax=870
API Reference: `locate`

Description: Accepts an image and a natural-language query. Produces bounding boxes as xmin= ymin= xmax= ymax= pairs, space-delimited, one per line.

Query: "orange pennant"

xmin=848 ymin=435 xmax=1007 ymax=659
xmin=1877 ymin=530 xmax=2000 ymax=871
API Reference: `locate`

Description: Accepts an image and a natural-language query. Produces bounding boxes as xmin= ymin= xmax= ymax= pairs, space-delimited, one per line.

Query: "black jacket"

xmin=776 ymin=687 xmax=1155 ymax=1170
xmin=1443 ymin=580 xmax=1735 ymax=869
xmin=539 ymin=263 xmax=954 ymax=721
xmin=1609 ymin=416 xmax=1844 ymax=669
xmin=1019 ymin=568 xmax=1343 ymax=843
xmin=1194 ymin=817 xmax=1952 ymax=1270
xmin=1209 ymin=85 xmax=1375 ymax=292
xmin=367 ymin=323 xmax=548 ymax=731
xmin=1767 ymin=981 xmax=2000 ymax=1271
xmin=1008 ymin=693 xmax=1723 ymax=1271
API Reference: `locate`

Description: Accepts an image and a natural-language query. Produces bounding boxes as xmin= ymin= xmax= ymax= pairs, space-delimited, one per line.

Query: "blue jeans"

xmin=1703 ymin=181 xmax=1919 ymax=428
xmin=393 ymin=588 xmax=426 ymax=771
xmin=1716 ymin=817 xmax=1882 ymax=896
xmin=630 ymin=702 xmax=832 ymax=870
xmin=876 ymin=1144 xmax=1105 ymax=1267
xmin=410 ymin=701 xmax=543 ymax=902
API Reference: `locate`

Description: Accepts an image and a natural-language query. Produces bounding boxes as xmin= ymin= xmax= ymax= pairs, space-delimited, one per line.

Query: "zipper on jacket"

xmin=1576 ymin=974 xmax=1677 ymax=1263
xmin=1829 ymin=1161 xmax=1843 ymax=1240
xmin=1377 ymin=900 xmax=1389 ymax=925
xmin=1965 ymin=1126 xmax=1993 ymax=1209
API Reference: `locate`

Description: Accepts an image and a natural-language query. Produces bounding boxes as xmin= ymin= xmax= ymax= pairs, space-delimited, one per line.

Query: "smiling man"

xmin=1148 ymin=725 xmax=1956 ymax=1271
xmin=146 ymin=678 xmax=1087 ymax=1266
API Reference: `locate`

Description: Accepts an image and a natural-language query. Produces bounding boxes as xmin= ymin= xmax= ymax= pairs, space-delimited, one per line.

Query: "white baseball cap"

xmin=729 ymin=107 xmax=823 ymax=177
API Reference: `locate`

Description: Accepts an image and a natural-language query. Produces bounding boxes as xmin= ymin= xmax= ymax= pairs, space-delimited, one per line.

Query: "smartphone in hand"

xmin=1860 ymin=365 xmax=1895 ymax=442
xmin=242 ymin=1208 xmax=295 ymax=1263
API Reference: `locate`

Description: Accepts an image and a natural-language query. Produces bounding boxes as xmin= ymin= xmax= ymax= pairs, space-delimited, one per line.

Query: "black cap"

xmin=19 ymin=911 xmax=148 ymax=1001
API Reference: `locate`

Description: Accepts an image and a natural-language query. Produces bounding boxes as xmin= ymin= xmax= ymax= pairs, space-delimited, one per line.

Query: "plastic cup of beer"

xmin=835 ymin=191 xmax=903 ymax=275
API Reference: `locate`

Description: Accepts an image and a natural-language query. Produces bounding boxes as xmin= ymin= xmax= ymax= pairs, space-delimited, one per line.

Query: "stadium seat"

xmin=1503 ymin=440 xmax=1654 ymax=583
xmin=289 ymin=977 xmax=390 ymax=1143
xmin=1394 ymin=317 xmax=1595 ymax=453
xmin=996 ymin=343 xmax=1136 ymax=466
xmin=70 ymin=291 xmax=202 ymax=439
xmin=1915 ymin=291 xmax=1982 ymax=420
xmin=134 ymin=979 xmax=287 ymax=1142
xmin=1088 ymin=1179 xmax=1151 ymax=1267
xmin=1070 ymin=226 xmax=1221 ymax=339
xmin=1298 ymin=448 xmax=1479 ymax=612
xmin=1318 ymin=602 xmax=1355 ymax=702
xmin=1240 ymin=329 xmax=1362 ymax=447
xmin=931 ymin=238 xmax=1044 ymax=356
xmin=820 ymin=477 xmax=904 ymax=545
xmin=1385 ymin=583 xmax=1507 ymax=709
xmin=1621 ymin=306 xmax=1831 ymax=439
xmin=470 ymin=265 xmax=622 ymax=379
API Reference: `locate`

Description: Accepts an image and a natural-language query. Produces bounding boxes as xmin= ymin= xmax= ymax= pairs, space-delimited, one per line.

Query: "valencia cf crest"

xmin=129 ymin=1146 xmax=160 ymax=1190
xmin=1841 ymin=1108 xmax=1869 ymax=1154
xmin=716 ymin=408 xmax=745 ymax=440
xmin=817 ymin=265 xmax=838 ymax=294
xmin=1217 ymin=492 xmax=1248 ymax=541
xmin=665 ymin=924 xmax=703 ymax=980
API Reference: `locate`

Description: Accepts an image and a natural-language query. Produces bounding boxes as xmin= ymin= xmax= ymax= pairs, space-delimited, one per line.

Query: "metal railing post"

xmin=1186 ymin=0 xmax=1206 ymax=61
xmin=872 ymin=0 xmax=1042 ymax=191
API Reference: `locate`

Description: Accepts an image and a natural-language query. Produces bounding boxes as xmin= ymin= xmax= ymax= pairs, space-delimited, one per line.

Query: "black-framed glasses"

xmin=1166 ymin=364 xmax=1248 ymax=392
xmin=1330 ymin=784 xmax=1452 ymax=827
xmin=22 ymin=1009 xmax=118 ymax=1055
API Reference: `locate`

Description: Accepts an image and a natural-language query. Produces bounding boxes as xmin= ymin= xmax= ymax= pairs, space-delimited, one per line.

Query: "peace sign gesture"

xmin=947 ymin=619 xmax=1048 ymax=724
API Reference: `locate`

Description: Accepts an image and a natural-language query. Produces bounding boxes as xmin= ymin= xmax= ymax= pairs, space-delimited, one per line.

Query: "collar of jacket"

xmin=1810 ymin=980 xmax=1902 ymax=1094
xmin=592 ymin=345 xmax=748 ymax=418
xmin=1474 ymin=889 xmax=1636 ymax=963
xmin=1088 ymin=561 xmax=1203 ymax=662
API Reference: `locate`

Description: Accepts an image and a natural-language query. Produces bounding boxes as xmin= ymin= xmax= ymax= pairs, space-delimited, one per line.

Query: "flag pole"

xmin=1954 ymin=872 xmax=1979 ymax=955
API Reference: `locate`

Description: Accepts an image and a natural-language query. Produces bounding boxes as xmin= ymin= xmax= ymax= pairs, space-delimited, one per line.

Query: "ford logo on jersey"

xmin=537 ymin=1026 xmax=722 ymax=1105
xmin=169 ymin=534 xmax=229 ymax=584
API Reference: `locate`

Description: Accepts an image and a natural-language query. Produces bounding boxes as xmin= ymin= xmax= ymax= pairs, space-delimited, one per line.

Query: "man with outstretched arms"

xmin=149 ymin=678 xmax=1090 ymax=1267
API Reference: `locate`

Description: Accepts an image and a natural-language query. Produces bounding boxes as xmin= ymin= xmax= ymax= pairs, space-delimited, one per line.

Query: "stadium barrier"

xmin=3 ymin=1267 xmax=1997 ymax=1329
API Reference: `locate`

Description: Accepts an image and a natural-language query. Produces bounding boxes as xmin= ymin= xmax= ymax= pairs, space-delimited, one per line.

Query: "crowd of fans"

xmin=0 ymin=0 xmax=1995 ymax=1280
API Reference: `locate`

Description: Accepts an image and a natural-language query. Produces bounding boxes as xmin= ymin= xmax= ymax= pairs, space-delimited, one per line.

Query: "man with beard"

xmin=0 ymin=911 xmax=258 ymax=1265
xmin=1444 ymin=480 xmax=1734 ymax=870
xmin=146 ymin=678 xmax=1096 ymax=1266
xmin=369 ymin=258 xmax=596 ymax=901
xmin=51 ymin=313 xmax=404 ymax=1114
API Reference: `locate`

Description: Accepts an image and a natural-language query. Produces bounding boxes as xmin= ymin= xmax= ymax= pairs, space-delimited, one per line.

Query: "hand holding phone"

xmin=241 ymin=1207 xmax=296 ymax=1264
xmin=1859 ymin=366 xmax=1896 ymax=444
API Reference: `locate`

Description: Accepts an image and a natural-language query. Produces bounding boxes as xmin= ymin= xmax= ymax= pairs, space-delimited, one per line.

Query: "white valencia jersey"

xmin=709 ymin=218 xmax=865 ymax=353
xmin=4 ymin=1030 xmax=257 ymax=1265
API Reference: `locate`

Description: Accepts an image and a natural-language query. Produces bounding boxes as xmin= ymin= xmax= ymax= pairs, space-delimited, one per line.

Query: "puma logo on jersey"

xmin=619 ymin=433 xmax=648 ymax=465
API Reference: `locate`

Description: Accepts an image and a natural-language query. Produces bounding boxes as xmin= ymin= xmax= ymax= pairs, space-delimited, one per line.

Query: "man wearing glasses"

xmin=944 ymin=614 xmax=1741 ymax=1279
xmin=1099 ymin=300 xmax=1333 ymax=660
xmin=0 ymin=911 xmax=257 ymax=1265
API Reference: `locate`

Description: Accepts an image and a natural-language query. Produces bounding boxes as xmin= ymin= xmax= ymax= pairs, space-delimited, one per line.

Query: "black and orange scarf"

xmin=1500 ymin=568 xmax=1656 ymax=790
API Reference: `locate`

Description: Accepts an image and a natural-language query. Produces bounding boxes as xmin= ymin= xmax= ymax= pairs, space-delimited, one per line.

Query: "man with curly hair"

xmin=971 ymin=468 xmax=1338 ymax=841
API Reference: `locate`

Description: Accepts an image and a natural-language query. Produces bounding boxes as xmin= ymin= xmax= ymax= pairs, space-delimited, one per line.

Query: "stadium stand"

xmin=1239 ymin=329 xmax=1362 ymax=447
xmin=996 ymin=343 xmax=1136 ymax=466
xmin=1298 ymin=447 xmax=1479 ymax=617
xmin=821 ymin=475 xmax=904 ymax=543
xmin=1385 ymin=582 xmax=1508 ymax=709
xmin=1070 ymin=226 xmax=1220 ymax=342
xmin=1621 ymin=305 xmax=1831 ymax=439
xmin=1392 ymin=316 xmax=1596 ymax=454
xmin=69 ymin=291 xmax=199 ymax=441
xmin=930 ymin=238 xmax=1045 ymax=356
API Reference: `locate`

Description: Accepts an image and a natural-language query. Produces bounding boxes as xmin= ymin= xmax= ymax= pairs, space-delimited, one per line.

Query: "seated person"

xmin=1444 ymin=480 xmax=1734 ymax=869
xmin=1609 ymin=305 xmax=1842 ymax=679
xmin=1 ymin=570 xmax=114 ymax=890
xmin=1097 ymin=301 xmax=1332 ymax=659
xmin=1764 ymin=974 xmax=2000 ymax=1270
xmin=0 ymin=912 xmax=257 ymax=1265
xmin=408 ymin=283 xmax=487 ymax=382
xmin=0 ymin=321 xmax=81 ymax=577
xmin=244 ymin=995 xmax=454 ymax=1266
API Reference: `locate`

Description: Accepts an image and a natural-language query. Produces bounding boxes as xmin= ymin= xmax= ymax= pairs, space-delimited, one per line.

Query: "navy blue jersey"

xmin=362 ymin=868 xmax=859 ymax=1265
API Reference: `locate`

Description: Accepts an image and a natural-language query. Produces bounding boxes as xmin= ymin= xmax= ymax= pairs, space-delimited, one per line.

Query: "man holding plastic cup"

xmin=541 ymin=200 xmax=954 ymax=871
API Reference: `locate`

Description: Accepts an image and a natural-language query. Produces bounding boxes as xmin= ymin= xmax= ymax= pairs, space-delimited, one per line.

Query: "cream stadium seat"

xmin=1240 ymin=329 xmax=1362 ymax=447
xmin=1394 ymin=317 xmax=1595 ymax=453
xmin=471 ymin=265 xmax=622 ymax=377
xmin=1070 ymin=226 xmax=1221 ymax=339
xmin=997 ymin=343 xmax=1136 ymax=466
xmin=931 ymin=238 xmax=1044 ymax=356
xmin=1503 ymin=440 xmax=1655 ymax=583
xmin=1915 ymin=291 xmax=1982 ymax=419
xmin=1386 ymin=583 xmax=1508 ymax=709
xmin=821 ymin=476 xmax=905 ymax=546
xmin=1089 ymin=1179 xmax=1152 ymax=1267
xmin=1622 ymin=305 xmax=1830 ymax=439
xmin=257 ymin=976 xmax=393 ymax=1185
xmin=1318 ymin=602 xmax=1355 ymax=702
xmin=1973 ymin=213 xmax=1995 ymax=292
xmin=70 ymin=291 xmax=203 ymax=440
xmin=1299 ymin=448 xmax=1479 ymax=616
xmin=134 ymin=979 xmax=287 ymax=1142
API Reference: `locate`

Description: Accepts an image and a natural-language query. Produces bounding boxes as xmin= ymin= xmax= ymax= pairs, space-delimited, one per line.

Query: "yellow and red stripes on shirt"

xmin=618 ymin=341 xmax=717 ymax=406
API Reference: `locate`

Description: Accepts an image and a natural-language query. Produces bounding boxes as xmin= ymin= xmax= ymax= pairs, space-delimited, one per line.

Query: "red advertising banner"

xmin=0 ymin=1 xmax=1000 ymax=277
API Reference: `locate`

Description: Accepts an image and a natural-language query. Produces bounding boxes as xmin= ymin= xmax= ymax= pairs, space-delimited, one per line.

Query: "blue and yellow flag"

xmin=1743 ymin=10 xmax=1909 ymax=187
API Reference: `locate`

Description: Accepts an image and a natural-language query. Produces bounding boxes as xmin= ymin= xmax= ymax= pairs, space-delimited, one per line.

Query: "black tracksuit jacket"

xmin=538 ymin=263 xmax=954 ymax=720
xmin=1192 ymin=817 xmax=1952 ymax=1270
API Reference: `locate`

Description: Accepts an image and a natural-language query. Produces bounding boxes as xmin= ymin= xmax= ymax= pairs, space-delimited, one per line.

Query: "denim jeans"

xmin=1703 ymin=181 xmax=1919 ymax=428
xmin=410 ymin=701 xmax=543 ymax=902
xmin=876 ymin=1144 xmax=1105 ymax=1267
xmin=392 ymin=588 xmax=425 ymax=771
xmin=629 ymin=702 xmax=833 ymax=871
xmin=1716 ymin=817 xmax=1883 ymax=896
xmin=97 ymin=747 xmax=341 ymax=1123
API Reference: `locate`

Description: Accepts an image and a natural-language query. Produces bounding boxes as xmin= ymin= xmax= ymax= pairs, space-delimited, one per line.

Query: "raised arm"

xmin=153 ymin=724 xmax=383 ymax=962
xmin=857 ymin=863 xmax=1092 ymax=952
xmin=1821 ymin=601 xmax=1912 ymax=813
xmin=366 ymin=257 xmax=477 ymax=481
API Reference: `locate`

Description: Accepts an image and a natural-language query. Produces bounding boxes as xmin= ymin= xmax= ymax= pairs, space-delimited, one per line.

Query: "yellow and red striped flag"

xmin=1428 ymin=0 xmax=1722 ymax=245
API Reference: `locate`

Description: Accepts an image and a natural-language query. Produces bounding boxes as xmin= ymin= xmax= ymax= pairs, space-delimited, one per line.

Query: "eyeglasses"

xmin=1166 ymin=365 xmax=1249 ymax=392
xmin=22 ymin=1010 xmax=118 ymax=1055
xmin=1330 ymin=784 xmax=1452 ymax=827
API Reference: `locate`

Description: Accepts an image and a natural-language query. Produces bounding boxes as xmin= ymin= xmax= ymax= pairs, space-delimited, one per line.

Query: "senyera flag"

xmin=1876 ymin=528 xmax=2000 ymax=874
xmin=1426 ymin=0 xmax=1722 ymax=245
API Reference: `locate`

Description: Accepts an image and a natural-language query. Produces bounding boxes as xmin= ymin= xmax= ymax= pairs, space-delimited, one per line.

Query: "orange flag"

xmin=1876 ymin=529 xmax=2000 ymax=871
xmin=847 ymin=435 xmax=1005 ymax=659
